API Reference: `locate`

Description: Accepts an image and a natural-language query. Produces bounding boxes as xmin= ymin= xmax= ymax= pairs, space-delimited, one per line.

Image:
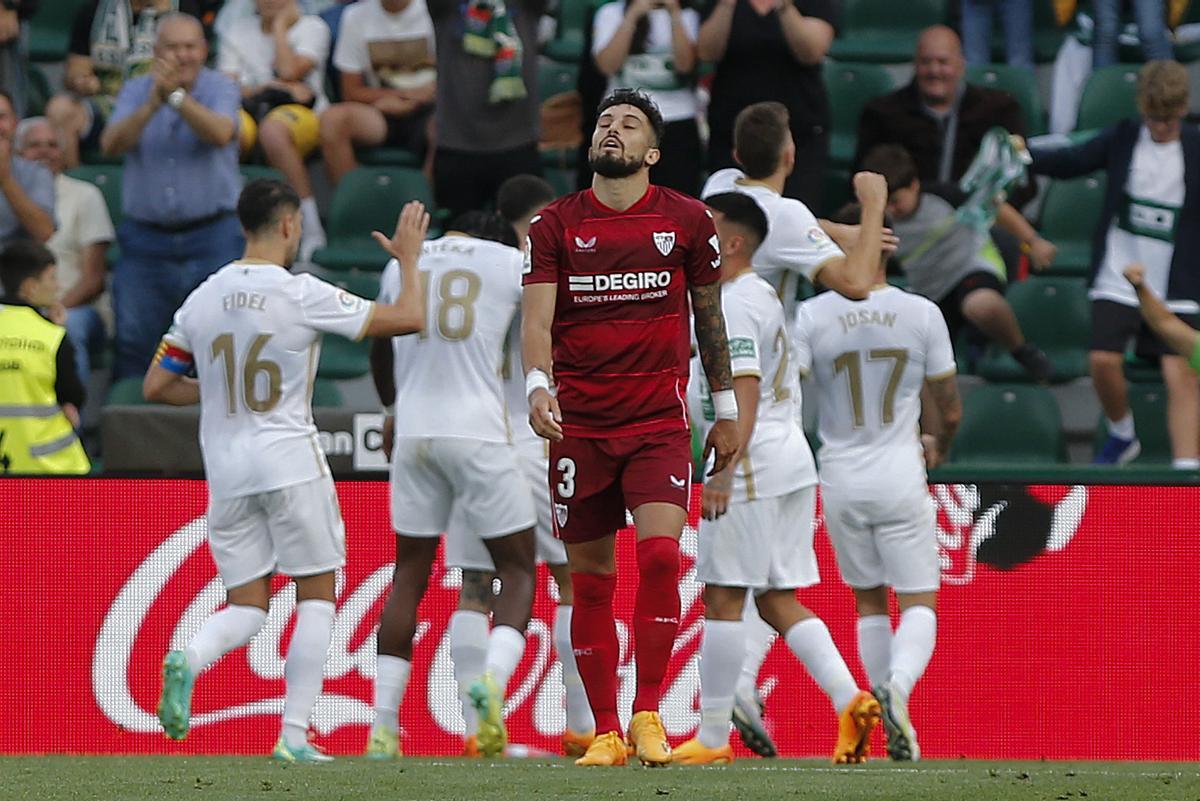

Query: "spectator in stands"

xmin=0 ymin=1 xmax=34 ymax=118
xmin=218 ymin=0 xmax=331 ymax=261
xmin=0 ymin=91 xmax=55 ymax=246
xmin=0 ymin=241 xmax=90 ymax=474
xmin=863 ymin=143 xmax=1056 ymax=383
xmin=1024 ymin=60 xmax=1200 ymax=468
xmin=855 ymin=25 xmax=1035 ymax=209
xmin=320 ymin=0 xmax=437 ymax=191
xmin=100 ymin=12 xmax=243 ymax=381
xmin=960 ymin=0 xmax=1033 ymax=69
xmin=46 ymin=0 xmax=199 ymax=169
xmin=1093 ymin=0 xmax=1172 ymax=69
xmin=699 ymin=0 xmax=835 ymax=211
xmin=17 ymin=117 xmax=115 ymax=383
xmin=425 ymin=0 xmax=544 ymax=222
xmin=592 ymin=0 xmax=701 ymax=196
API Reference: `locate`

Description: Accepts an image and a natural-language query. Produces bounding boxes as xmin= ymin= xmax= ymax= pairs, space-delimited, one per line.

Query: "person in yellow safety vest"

xmin=0 ymin=241 xmax=89 ymax=474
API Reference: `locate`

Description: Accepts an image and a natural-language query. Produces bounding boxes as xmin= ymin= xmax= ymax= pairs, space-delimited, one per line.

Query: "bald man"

xmin=854 ymin=25 xmax=1035 ymax=209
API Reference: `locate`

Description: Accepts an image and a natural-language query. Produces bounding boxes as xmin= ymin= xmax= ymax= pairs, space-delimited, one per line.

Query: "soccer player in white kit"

xmin=674 ymin=189 xmax=886 ymax=767
xmin=700 ymin=101 xmax=887 ymax=756
xmin=436 ymin=176 xmax=597 ymax=759
xmin=792 ymin=201 xmax=963 ymax=762
xmin=364 ymin=211 xmax=539 ymax=760
xmin=143 ymin=180 xmax=429 ymax=762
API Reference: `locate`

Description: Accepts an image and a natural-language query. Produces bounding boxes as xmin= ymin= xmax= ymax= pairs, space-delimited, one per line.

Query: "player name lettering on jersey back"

xmin=839 ymin=308 xmax=897 ymax=335
xmin=223 ymin=291 xmax=267 ymax=312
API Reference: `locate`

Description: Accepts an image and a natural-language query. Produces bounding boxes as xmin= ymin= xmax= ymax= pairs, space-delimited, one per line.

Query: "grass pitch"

xmin=2 ymin=757 xmax=1198 ymax=801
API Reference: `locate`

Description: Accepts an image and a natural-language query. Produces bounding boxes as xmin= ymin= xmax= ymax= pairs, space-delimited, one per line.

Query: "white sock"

xmin=1173 ymin=458 xmax=1200 ymax=470
xmin=554 ymin=606 xmax=595 ymax=734
xmin=736 ymin=594 xmax=775 ymax=698
xmin=184 ymin=604 xmax=266 ymax=674
xmin=281 ymin=600 xmax=335 ymax=748
xmin=698 ymin=619 xmax=744 ymax=748
xmin=373 ymin=654 xmax=412 ymax=734
xmin=484 ymin=625 xmax=526 ymax=691
xmin=1107 ymin=412 xmax=1135 ymax=440
xmin=449 ymin=610 xmax=489 ymax=735
xmin=784 ymin=618 xmax=860 ymax=713
xmin=856 ymin=615 xmax=893 ymax=690
xmin=890 ymin=606 xmax=937 ymax=698
xmin=299 ymin=197 xmax=325 ymax=242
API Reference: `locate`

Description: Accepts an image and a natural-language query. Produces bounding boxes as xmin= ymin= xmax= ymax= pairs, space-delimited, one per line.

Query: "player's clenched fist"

xmin=704 ymin=418 xmax=739 ymax=476
xmin=852 ymin=170 xmax=889 ymax=208
xmin=528 ymin=387 xmax=564 ymax=442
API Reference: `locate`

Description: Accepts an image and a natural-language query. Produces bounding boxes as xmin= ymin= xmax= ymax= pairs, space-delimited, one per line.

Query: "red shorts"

xmin=548 ymin=428 xmax=693 ymax=544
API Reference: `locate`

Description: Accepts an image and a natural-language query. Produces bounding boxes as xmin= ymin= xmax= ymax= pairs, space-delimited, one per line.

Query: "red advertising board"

xmin=1 ymin=479 xmax=1196 ymax=760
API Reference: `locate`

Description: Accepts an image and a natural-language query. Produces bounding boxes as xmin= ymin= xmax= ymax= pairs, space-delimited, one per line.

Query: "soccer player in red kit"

xmin=521 ymin=89 xmax=739 ymax=767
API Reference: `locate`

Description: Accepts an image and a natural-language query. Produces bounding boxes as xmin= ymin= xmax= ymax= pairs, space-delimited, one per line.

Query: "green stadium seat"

xmin=1075 ymin=64 xmax=1139 ymax=131
xmin=312 ymin=167 xmax=436 ymax=272
xmin=828 ymin=0 xmax=948 ymax=63
xmin=965 ymin=63 xmax=1044 ymax=136
xmin=357 ymin=147 xmax=422 ymax=168
xmin=107 ymin=376 xmax=149 ymax=405
xmin=28 ymin=0 xmax=90 ymax=62
xmin=543 ymin=0 xmax=596 ymax=62
xmin=823 ymin=61 xmax=894 ymax=167
xmin=311 ymin=378 xmax=344 ymax=407
xmin=1092 ymin=383 xmax=1171 ymax=463
xmin=977 ymin=277 xmax=1090 ymax=382
xmin=949 ymin=384 xmax=1067 ymax=464
xmin=317 ymin=333 xmax=370 ymax=380
xmin=25 ymin=64 xmax=50 ymax=117
xmin=239 ymin=164 xmax=284 ymax=185
xmin=1038 ymin=173 xmax=1106 ymax=278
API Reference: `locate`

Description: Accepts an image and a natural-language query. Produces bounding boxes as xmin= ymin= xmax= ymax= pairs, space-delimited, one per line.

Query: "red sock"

xmin=570 ymin=571 xmax=620 ymax=735
xmin=633 ymin=536 xmax=681 ymax=713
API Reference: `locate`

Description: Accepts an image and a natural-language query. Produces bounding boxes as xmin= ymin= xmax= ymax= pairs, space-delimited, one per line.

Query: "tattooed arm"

xmin=921 ymin=375 xmax=962 ymax=469
xmin=690 ymin=280 xmax=740 ymax=475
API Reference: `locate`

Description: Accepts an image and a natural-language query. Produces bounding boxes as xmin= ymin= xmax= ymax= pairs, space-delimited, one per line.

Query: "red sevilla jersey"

xmin=524 ymin=185 xmax=721 ymax=438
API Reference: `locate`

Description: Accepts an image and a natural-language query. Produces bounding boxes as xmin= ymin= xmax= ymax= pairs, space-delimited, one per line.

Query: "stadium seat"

xmin=28 ymin=0 xmax=90 ymax=62
xmin=66 ymin=164 xmax=123 ymax=228
xmin=543 ymin=0 xmax=595 ymax=62
xmin=1092 ymin=383 xmax=1171 ymax=463
xmin=312 ymin=167 xmax=435 ymax=272
xmin=823 ymin=61 xmax=894 ymax=168
xmin=317 ymin=333 xmax=370 ymax=380
xmin=311 ymin=378 xmax=344 ymax=407
xmin=828 ymin=0 xmax=948 ymax=63
xmin=1075 ymin=64 xmax=1140 ymax=131
xmin=107 ymin=377 xmax=149 ymax=405
xmin=949 ymin=384 xmax=1067 ymax=464
xmin=964 ymin=63 xmax=1044 ymax=136
xmin=1038 ymin=173 xmax=1106 ymax=278
xmin=239 ymin=164 xmax=284 ymax=185
xmin=977 ymin=277 xmax=1090 ymax=382
xmin=357 ymin=147 xmax=422 ymax=168
xmin=25 ymin=64 xmax=50 ymax=117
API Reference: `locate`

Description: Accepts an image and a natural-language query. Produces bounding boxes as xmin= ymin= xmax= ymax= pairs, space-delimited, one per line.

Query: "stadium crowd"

xmin=1 ymin=0 xmax=1200 ymax=474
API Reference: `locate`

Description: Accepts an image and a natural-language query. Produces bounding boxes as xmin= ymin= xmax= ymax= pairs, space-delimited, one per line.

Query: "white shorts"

xmin=445 ymin=435 xmax=567 ymax=570
xmin=696 ymin=485 xmax=820 ymax=591
xmin=207 ymin=475 xmax=346 ymax=589
xmin=821 ymin=483 xmax=940 ymax=594
xmin=390 ymin=436 xmax=536 ymax=540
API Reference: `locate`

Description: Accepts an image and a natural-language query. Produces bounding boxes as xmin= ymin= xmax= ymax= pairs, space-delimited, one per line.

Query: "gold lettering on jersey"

xmin=223 ymin=292 xmax=268 ymax=312
xmin=838 ymin=309 xmax=897 ymax=335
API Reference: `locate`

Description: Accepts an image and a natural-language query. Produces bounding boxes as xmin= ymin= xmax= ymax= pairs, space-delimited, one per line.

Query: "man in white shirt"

xmin=793 ymin=200 xmax=963 ymax=762
xmin=365 ymin=210 xmax=538 ymax=760
xmin=675 ymin=189 xmax=884 ymax=767
xmin=142 ymin=179 xmax=428 ymax=762
xmin=17 ymin=116 xmax=114 ymax=382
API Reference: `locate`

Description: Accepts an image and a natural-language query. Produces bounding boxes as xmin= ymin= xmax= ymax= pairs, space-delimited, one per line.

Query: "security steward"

xmin=0 ymin=241 xmax=89 ymax=474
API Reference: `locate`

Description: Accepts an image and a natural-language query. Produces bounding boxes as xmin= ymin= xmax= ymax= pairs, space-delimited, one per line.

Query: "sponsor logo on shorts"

xmin=652 ymin=616 xmax=679 ymax=625
xmin=653 ymin=231 xmax=676 ymax=256
xmin=554 ymin=502 xmax=569 ymax=528
xmin=669 ymin=475 xmax=687 ymax=489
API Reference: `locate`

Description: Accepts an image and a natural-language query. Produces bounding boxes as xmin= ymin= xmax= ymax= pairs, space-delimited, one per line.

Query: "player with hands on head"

xmin=522 ymin=88 xmax=737 ymax=767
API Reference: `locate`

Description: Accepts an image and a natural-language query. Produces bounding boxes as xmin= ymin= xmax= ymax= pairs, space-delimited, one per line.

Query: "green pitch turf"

xmin=2 ymin=757 xmax=1198 ymax=801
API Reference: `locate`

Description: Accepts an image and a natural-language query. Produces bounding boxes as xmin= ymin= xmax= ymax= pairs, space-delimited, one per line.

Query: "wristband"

xmin=526 ymin=368 xmax=551 ymax=402
xmin=712 ymin=389 xmax=738 ymax=421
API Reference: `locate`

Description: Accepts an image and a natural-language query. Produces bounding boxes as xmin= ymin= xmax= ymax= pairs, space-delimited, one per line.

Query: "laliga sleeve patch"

xmin=807 ymin=227 xmax=830 ymax=244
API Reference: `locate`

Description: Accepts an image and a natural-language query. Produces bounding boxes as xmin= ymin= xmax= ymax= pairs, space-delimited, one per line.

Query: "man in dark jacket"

xmin=1024 ymin=60 xmax=1200 ymax=468
xmin=855 ymin=25 xmax=1035 ymax=210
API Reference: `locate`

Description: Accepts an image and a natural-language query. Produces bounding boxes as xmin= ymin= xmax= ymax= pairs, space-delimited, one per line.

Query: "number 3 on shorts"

xmin=556 ymin=457 xmax=576 ymax=499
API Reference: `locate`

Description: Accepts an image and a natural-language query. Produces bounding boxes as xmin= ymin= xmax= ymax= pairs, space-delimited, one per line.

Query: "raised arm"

xmin=594 ymin=0 xmax=652 ymax=76
xmin=697 ymin=0 xmax=736 ymax=62
xmin=775 ymin=0 xmax=833 ymax=65
xmin=1125 ymin=264 xmax=1200 ymax=359
xmin=363 ymin=200 xmax=430 ymax=337
xmin=690 ymin=280 xmax=739 ymax=474
xmin=813 ymin=172 xmax=888 ymax=298
xmin=521 ymin=281 xmax=561 ymax=441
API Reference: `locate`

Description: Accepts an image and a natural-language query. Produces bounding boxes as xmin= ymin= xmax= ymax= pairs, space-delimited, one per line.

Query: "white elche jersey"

xmin=701 ymin=168 xmax=845 ymax=318
xmin=163 ymin=262 xmax=374 ymax=500
xmin=379 ymin=235 xmax=524 ymax=442
xmin=689 ymin=271 xmax=816 ymax=502
xmin=793 ymin=285 xmax=956 ymax=495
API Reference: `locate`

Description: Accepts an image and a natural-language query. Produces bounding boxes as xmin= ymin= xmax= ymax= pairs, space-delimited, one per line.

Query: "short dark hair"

xmin=733 ymin=102 xmax=790 ymax=180
xmin=237 ymin=179 xmax=301 ymax=237
xmin=496 ymin=175 xmax=557 ymax=224
xmin=829 ymin=201 xmax=894 ymax=232
xmin=705 ymin=192 xmax=769 ymax=249
xmin=597 ymin=88 xmax=666 ymax=146
xmin=861 ymin=144 xmax=919 ymax=194
xmin=448 ymin=210 xmax=519 ymax=248
xmin=0 ymin=240 xmax=55 ymax=297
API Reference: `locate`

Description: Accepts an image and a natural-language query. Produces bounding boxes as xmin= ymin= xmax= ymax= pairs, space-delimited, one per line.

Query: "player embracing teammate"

xmin=522 ymin=88 xmax=739 ymax=767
